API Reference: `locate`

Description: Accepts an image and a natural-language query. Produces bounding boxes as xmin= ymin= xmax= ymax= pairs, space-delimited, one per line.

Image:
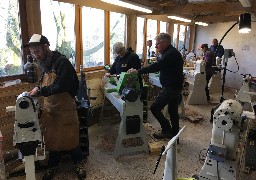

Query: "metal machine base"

xmin=103 ymin=83 xmax=149 ymax=159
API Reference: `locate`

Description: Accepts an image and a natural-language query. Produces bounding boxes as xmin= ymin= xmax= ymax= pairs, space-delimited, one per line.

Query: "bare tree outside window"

xmin=40 ymin=0 xmax=76 ymax=67
xmin=0 ymin=0 xmax=22 ymax=77
xmin=82 ymin=7 xmax=105 ymax=68
xmin=110 ymin=12 xmax=126 ymax=64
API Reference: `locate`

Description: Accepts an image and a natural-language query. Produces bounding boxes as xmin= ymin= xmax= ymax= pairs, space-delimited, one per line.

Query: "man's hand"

xmin=104 ymin=73 xmax=110 ymax=78
xmin=127 ymin=68 xmax=138 ymax=74
xmin=29 ymin=87 xmax=39 ymax=96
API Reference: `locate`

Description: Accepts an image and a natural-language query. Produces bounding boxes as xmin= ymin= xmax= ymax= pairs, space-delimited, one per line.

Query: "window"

xmin=40 ymin=0 xmax=76 ymax=67
xmin=147 ymin=19 xmax=157 ymax=58
xmin=178 ymin=25 xmax=186 ymax=51
xmin=0 ymin=0 xmax=22 ymax=77
xmin=173 ymin=24 xmax=178 ymax=48
xmin=185 ymin=26 xmax=191 ymax=51
xmin=136 ymin=17 xmax=144 ymax=59
xmin=160 ymin=21 xmax=167 ymax=33
xmin=82 ymin=7 xmax=104 ymax=68
xmin=110 ymin=12 xmax=126 ymax=64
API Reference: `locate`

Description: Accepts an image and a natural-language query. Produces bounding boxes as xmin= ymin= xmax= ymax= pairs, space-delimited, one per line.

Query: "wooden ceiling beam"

xmin=126 ymin=0 xmax=163 ymax=10
xmin=194 ymin=15 xmax=238 ymax=23
xmin=162 ymin=2 xmax=256 ymax=15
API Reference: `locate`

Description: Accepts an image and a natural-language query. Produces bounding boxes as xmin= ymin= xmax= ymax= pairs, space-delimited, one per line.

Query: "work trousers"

xmin=150 ymin=87 xmax=182 ymax=136
xmin=205 ymin=74 xmax=212 ymax=100
xmin=48 ymin=146 xmax=83 ymax=168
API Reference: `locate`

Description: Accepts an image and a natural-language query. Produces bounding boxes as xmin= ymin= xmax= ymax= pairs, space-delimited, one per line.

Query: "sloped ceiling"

xmin=129 ymin=0 xmax=256 ymax=23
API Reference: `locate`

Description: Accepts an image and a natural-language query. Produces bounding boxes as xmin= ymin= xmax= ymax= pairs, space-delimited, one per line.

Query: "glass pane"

xmin=173 ymin=24 xmax=178 ymax=48
xmin=185 ymin=26 xmax=190 ymax=51
xmin=110 ymin=12 xmax=126 ymax=64
xmin=0 ymin=0 xmax=22 ymax=77
xmin=160 ymin=21 xmax=167 ymax=33
xmin=82 ymin=7 xmax=104 ymax=68
xmin=136 ymin=17 xmax=144 ymax=59
xmin=147 ymin=19 xmax=157 ymax=58
xmin=41 ymin=0 xmax=76 ymax=67
xmin=178 ymin=25 xmax=186 ymax=51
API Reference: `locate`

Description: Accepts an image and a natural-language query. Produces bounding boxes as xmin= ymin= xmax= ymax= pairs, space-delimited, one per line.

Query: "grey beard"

xmin=39 ymin=57 xmax=54 ymax=72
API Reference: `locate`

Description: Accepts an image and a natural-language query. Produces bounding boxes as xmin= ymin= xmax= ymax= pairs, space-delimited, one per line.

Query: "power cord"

xmin=224 ymin=55 xmax=239 ymax=73
xmin=216 ymin=160 xmax=220 ymax=180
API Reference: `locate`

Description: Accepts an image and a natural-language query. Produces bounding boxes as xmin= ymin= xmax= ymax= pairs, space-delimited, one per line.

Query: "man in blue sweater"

xmin=210 ymin=38 xmax=224 ymax=58
xmin=128 ymin=33 xmax=184 ymax=139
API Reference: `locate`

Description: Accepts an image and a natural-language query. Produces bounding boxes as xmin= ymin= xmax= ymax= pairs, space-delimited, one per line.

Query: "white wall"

xmin=195 ymin=22 xmax=256 ymax=89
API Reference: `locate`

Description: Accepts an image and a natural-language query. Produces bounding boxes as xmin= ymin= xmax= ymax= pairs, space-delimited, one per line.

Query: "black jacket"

xmin=108 ymin=50 xmax=141 ymax=75
xmin=39 ymin=51 xmax=79 ymax=97
xmin=138 ymin=45 xmax=184 ymax=91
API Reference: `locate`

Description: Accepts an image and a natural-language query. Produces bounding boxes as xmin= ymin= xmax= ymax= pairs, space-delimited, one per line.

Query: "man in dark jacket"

xmin=105 ymin=42 xmax=141 ymax=77
xmin=25 ymin=34 xmax=86 ymax=180
xmin=128 ymin=33 xmax=184 ymax=139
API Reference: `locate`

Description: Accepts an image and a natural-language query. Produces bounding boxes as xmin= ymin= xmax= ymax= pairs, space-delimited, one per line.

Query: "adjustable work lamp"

xmin=239 ymin=13 xmax=251 ymax=33
xmin=218 ymin=12 xmax=252 ymax=102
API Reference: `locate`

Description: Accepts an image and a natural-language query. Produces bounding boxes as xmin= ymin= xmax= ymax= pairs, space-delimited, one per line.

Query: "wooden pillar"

xmin=189 ymin=24 xmax=196 ymax=52
xmin=142 ymin=18 xmax=147 ymax=66
xmin=75 ymin=5 xmax=82 ymax=72
xmin=19 ymin=0 xmax=29 ymax=62
xmin=126 ymin=14 xmax=137 ymax=52
xmin=176 ymin=25 xmax=180 ymax=49
xmin=167 ymin=22 xmax=174 ymax=41
xmin=157 ymin=20 xmax=160 ymax=34
xmin=104 ymin=10 xmax=110 ymax=65
xmin=26 ymin=0 xmax=41 ymax=37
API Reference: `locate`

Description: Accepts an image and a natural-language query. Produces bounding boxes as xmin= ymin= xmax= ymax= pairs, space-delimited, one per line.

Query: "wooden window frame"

xmin=1 ymin=0 xmax=194 ymax=81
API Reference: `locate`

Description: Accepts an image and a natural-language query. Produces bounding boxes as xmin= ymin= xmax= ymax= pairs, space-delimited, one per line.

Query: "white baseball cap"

xmin=23 ymin=34 xmax=50 ymax=48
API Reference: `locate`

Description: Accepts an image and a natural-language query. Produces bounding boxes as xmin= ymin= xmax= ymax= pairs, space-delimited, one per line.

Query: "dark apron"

xmin=41 ymin=72 xmax=79 ymax=151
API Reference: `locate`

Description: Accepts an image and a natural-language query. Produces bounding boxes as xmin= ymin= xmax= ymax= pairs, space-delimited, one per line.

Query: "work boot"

xmin=42 ymin=167 xmax=59 ymax=180
xmin=153 ymin=131 xmax=173 ymax=140
xmin=75 ymin=163 xmax=87 ymax=180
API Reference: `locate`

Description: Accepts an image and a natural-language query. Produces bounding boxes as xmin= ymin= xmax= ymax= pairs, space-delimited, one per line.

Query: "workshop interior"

xmin=0 ymin=0 xmax=256 ymax=180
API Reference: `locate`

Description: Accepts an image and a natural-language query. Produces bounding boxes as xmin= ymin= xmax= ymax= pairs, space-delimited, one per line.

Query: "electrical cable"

xmin=224 ymin=55 xmax=239 ymax=73
xmin=216 ymin=161 xmax=220 ymax=180
xmin=217 ymin=21 xmax=239 ymax=103
xmin=216 ymin=21 xmax=239 ymax=56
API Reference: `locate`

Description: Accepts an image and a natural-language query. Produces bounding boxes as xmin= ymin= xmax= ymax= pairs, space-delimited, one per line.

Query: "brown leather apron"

xmin=41 ymin=72 xmax=79 ymax=151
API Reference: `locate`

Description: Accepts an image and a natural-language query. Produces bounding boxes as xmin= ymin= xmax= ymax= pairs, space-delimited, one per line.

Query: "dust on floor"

xmin=9 ymin=88 xmax=256 ymax=180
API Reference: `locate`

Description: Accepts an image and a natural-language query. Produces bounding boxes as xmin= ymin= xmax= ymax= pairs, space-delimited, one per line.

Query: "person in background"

xmin=210 ymin=38 xmax=224 ymax=58
xmin=25 ymin=34 xmax=86 ymax=180
xmin=105 ymin=42 xmax=141 ymax=77
xmin=201 ymin=43 xmax=216 ymax=102
xmin=128 ymin=33 xmax=184 ymax=140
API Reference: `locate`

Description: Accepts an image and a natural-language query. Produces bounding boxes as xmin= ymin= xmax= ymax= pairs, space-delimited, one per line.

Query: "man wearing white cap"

xmin=25 ymin=34 xmax=86 ymax=180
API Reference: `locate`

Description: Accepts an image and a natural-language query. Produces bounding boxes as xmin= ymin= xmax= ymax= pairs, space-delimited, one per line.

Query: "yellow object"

xmin=148 ymin=141 xmax=167 ymax=154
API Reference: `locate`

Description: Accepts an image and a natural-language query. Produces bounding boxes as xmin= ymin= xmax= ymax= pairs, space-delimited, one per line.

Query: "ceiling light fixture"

xmin=239 ymin=13 xmax=251 ymax=33
xmin=101 ymin=0 xmax=153 ymax=13
xmin=195 ymin=22 xmax=208 ymax=26
xmin=167 ymin=16 xmax=191 ymax=23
